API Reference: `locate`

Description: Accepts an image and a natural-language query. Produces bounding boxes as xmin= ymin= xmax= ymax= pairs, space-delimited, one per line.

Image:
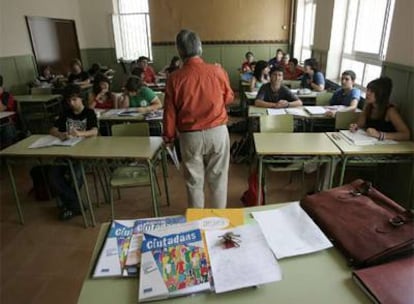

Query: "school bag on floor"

xmin=240 ymin=171 xmax=265 ymax=206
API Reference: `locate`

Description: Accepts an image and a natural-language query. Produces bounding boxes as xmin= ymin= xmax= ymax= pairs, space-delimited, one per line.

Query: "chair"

xmin=315 ymin=91 xmax=334 ymax=106
xmin=335 ymin=111 xmax=361 ymax=130
xmin=108 ymin=123 xmax=160 ymax=219
xmin=283 ymin=80 xmax=301 ymax=89
xmin=259 ymin=115 xmax=305 ymax=200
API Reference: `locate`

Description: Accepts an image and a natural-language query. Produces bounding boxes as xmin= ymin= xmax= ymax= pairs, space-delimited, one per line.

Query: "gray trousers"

xmin=179 ymin=125 xmax=230 ymax=208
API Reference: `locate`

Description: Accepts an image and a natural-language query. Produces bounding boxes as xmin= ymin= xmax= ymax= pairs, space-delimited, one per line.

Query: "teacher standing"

xmin=163 ymin=29 xmax=234 ymax=209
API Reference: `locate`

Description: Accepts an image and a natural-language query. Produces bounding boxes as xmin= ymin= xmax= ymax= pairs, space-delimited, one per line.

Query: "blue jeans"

xmin=49 ymin=161 xmax=83 ymax=212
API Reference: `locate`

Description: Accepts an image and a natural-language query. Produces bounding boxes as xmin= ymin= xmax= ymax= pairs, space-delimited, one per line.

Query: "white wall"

xmin=386 ymin=0 xmax=414 ymax=66
xmin=78 ymin=0 xmax=114 ymax=48
xmin=0 ymin=0 xmax=115 ymax=57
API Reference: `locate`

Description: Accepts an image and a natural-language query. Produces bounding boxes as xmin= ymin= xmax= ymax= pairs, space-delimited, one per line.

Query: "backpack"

xmin=29 ymin=165 xmax=55 ymax=201
xmin=240 ymin=171 xmax=265 ymax=207
xmin=230 ymin=135 xmax=252 ymax=164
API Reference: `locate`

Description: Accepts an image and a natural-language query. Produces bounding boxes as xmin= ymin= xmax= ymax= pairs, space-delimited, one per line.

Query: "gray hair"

xmin=176 ymin=29 xmax=202 ymax=59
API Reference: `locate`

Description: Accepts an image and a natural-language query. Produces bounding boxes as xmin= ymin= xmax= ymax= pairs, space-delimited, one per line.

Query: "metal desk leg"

xmin=257 ymin=156 xmax=263 ymax=206
xmin=329 ymin=156 xmax=334 ymax=189
xmin=148 ymin=160 xmax=159 ymax=217
xmin=161 ymin=147 xmax=171 ymax=206
xmin=339 ymin=156 xmax=349 ymax=185
xmin=68 ymin=160 xmax=89 ymax=228
xmin=6 ymin=161 xmax=24 ymax=224
xmin=80 ymin=161 xmax=96 ymax=227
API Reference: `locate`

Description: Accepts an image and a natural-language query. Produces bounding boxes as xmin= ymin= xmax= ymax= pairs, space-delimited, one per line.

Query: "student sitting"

xmin=326 ymin=70 xmax=360 ymax=117
xmin=254 ymin=66 xmax=302 ymax=109
xmin=320 ymin=76 xmax=410 ymax=191
xmin=88 ymin=75 xmax=117 ymax=109
xmin=34 ymin=65 xmax=61 ymax=88
xmin=159 ymin=56 xmax=181 ymax=78
xmin=49 ymin=84 xmax=98 ymax=220
xmin=300 ymin=58 xmax=325 ymax=92
xmin=68 ymin=58 xmax=90 ymax=85
xmin=88 ymin=63 xmax=114 ymax=82
xmin=268 ymin=48 xmax=284 ymax=69
xmin=284 ymin=58 xmax=303 ymax=80
xmin=118 ymin=76 xmax=162 ymax=113
xmin=241 ymin=51 xmax=255 ymax=73
xmin=250 ymin=60 xmax=270 ymax=92
xmin=350 ymin=76 xmax=410 ymax=141
xmin=136 ymin=56 xmax=156 ymax=85
xmin=0 ymin=75 xmax=17 ymax=147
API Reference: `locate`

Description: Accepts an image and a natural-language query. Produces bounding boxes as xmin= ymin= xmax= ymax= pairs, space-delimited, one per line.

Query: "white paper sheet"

xmin=304 ymin=106 xmax=327 ymax=115
xmin=339 ymin=130 xmax=397 ymax=146
xmin=204 ymin=224 xmax=282 ymax=293
xmin=252 ymin=202 xmax=332 ymax=259
xmin=267 ymin=108 xmax=286 ymax=116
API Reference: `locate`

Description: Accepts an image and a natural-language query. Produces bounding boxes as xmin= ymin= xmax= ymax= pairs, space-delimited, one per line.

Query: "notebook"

xmin=352 ymin=256 xmax=414 ymax=304
xmin=304 ymin=106 xmax=327 ymax=115
xmin=29 ymin=135 xmax=83 ymax=148
xmin=339 ymin=130 xmax=378 ymax=145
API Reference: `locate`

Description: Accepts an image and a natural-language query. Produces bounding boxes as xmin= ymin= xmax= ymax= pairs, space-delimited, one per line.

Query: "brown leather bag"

xmin=300 ymin=179 xmax=414 ymax=268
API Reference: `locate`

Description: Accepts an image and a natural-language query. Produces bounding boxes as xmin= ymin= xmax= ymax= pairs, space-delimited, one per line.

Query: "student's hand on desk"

xmin=366 ymin=128 xmax=380 ymax=138
xmin=58 ymin=132 xmax=69 ymax=141
xmin=69 ymin=128 xmax=82 ymax=137
xmin=325 ymin=110 xmax=335 ymax=117
xmin=349 ymin=123 xmax=358 ymax=132
xmin=275 ymin=100 xmax=288 ymax=108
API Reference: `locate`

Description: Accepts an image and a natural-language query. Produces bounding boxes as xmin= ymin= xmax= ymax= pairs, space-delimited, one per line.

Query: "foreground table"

xmin=78 ymin=204 xmax=369 ymax=304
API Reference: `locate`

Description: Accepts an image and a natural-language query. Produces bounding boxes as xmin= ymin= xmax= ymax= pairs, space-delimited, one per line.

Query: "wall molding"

xmin=152 ymin=40 xmax=289 ymax=46
xmin=383 ymin=61 xmax=414 ymax=73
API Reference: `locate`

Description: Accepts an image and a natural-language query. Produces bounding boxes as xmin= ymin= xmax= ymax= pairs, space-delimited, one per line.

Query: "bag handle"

xmin=350 ymin=180 xmax=413 ymax=227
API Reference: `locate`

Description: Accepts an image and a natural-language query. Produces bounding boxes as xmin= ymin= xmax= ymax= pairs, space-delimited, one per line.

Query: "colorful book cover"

xmin=124 ymin=215 xmax=186 ymax=276
xmin=138 ymin=221 xmax=211 ymax=302
xmin=185 ymin=208 xmax=244 ymax=230
xmin=92 ymin=220 xmax=135 ymax=278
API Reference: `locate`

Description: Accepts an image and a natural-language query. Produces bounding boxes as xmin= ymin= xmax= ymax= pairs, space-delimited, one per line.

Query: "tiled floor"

xmin=0 ymin=135 xmax=316 ymax=304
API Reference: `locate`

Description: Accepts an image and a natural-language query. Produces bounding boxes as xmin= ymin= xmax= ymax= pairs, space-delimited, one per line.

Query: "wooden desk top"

xmin=14 ymin=94 xmax=62 ymax=103
xmin=326 ymin=132 xmax=414 ymax=155
xmin=0 ymin=135 xmax=163 ymax=160
xmin=254 ymin=133 xmax=341 ymax=155
xmin=78 ymin=204 xmax=369 ymax=304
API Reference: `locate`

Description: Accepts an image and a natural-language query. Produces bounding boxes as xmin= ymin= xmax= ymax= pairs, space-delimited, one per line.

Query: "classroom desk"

xmin=254 ymin=133 xmax=342 ymax=205
xmin=326 ymin=132 xmax=414 ymax=204
xmin=78 ymin=204 xmax=370 ymax=304
xmin=72 ymin=136 xmax=170 ymax=219
xmin=14 ymin=94 xmax=62 ymax=133
xmin=98 ymin=110 xmax=163 ymax=135
xmin=0 ymin=135 xmax=93 ymax=227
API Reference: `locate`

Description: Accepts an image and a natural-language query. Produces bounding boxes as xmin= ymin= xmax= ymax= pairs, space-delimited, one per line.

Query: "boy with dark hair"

xmin=49 ymin=84 xmax=98 ymax=220
xmin=255 ymin=66 xmax=303 ymax=109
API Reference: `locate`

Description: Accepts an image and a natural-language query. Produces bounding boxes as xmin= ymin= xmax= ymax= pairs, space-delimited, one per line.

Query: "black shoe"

xmin=59 ymin=209 xmax=81 ymax=221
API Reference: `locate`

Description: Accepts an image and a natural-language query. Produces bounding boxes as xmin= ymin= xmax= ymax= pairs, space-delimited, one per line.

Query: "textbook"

xmin=124 ymin=216 xmax=186 ymax=275
xmin=185 ymin=208 xmax=244 ymax=230
xmin=138 ymin=221 xmax=211 ymax=302
xmin=28 ymin=135 xmax=83 ymax=148
xmin=93 ymin=216 xmax=186 ymax=278
xmin=204 ymin=223 xmax=282 ymax=293
xmin=92 ymin=219 xmax=135 ymax=278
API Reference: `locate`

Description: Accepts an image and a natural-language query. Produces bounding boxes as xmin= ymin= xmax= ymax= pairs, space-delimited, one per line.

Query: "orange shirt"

xmin=163 ymin=57 xmax=234 ymax=142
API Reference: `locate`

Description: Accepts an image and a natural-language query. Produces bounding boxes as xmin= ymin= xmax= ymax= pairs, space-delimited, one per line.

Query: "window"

xmin=340 ymin=0 xmax=395 ymax=86
xmin=112 ymin=0 xmax=152 ymax=61
xmin=294 ymin=0 xmax=316 ymax=64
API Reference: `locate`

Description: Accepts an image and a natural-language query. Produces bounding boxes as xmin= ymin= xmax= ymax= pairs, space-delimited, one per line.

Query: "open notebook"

xmin=339 ymin=130 xmax=385 ymax=146
xmin=29 ymin=135 xmax=84 ymax=148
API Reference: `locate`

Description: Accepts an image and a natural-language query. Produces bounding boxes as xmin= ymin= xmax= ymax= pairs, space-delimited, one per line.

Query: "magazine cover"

xmin=138 ymin=221 xmax=211 ymax=302
xmin=92 ymin=220 xmax=135 ymax=278
xmin=124 ymin=215 xmax=186 ymax=276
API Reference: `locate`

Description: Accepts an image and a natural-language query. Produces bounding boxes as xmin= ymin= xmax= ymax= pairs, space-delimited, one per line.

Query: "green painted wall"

xmin=1 ymin=43 xmax=288 ymax=94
